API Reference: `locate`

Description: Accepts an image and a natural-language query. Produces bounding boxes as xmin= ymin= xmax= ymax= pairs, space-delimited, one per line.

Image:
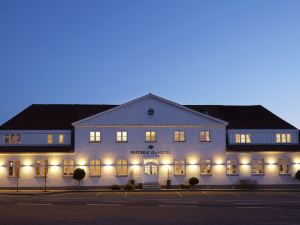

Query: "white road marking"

xmin=236 ymin=206 xmax=278 ymax=209
xmin=18 ymin=203 xmax=52 ymax=206
xmin=176 ymin=192 xmax=182 ymax=197
xmin=86 ymin=203 xmax=122 ymax=207
xmin=257 ymin=192 xmax=270 ymax=197
xmin=125 ymin=192 xmax=128 ymax=198
xmin=229 ymin=192 xmax=241 ymax=197
xmin=202 ymin=191 xmax=212 ymax=197
xmin=96 ymin=192 xmax=102 ymax=197
xmin=158 ymin=205 xmax=198 ymax=208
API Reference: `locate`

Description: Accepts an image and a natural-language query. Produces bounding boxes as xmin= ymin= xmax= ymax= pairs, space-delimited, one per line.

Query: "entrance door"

xmin=143 ymin=158 xmax=159 ymax=183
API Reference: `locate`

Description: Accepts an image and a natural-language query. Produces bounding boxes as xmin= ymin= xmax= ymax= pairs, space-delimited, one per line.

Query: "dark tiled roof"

xmin=186 ymin=105 xmax=297 ymax=129
xmin=0 ymin=104 xmax=297 ymax=130
xmin=227 ymin=144 xmax=300 ymax=152
xmin=0 ymin=145 xmax=74 ymax=153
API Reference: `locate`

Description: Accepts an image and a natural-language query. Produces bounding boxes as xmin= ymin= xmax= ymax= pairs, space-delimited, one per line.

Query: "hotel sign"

xmin=130 ymin=150 xmax=171 ymax=155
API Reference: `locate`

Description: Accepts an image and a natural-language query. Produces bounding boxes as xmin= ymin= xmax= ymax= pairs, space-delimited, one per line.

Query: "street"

xmin=0 ymin=191 xmax=300 ymax=225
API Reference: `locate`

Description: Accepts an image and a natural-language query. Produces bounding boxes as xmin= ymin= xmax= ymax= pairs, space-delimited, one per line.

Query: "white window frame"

xmin=174 ymin=131 xmax=185 ymax=142
xmin=226 ymin=159 xmax=239 ymax=175
xmin=116 ymin=131 xmax=127 ymax=142
xmin=200 ymin=159 xmax=212 ymax=175
xmin=36 ymin=159 xmax=48 ymax=177
xmin=200 ymin=131 xmax=211 ymax=142
xmin=89 ymin=131 xmax=101 ymax=142
xmin=63 ymin=159 xmax=75 ymax=176
xmin=116 ymin=159 xmax=128 ymax=176
xmin=276 ymin=133 xmax=292 ymax=143
xmin=235 ymin=134 xmax=251 ymax=143
xmin=59 ymin=134 xmax=65 ymax=144
xmin=279 ymin=158 xmax=291 ymax=175
xmin=8 ymin=160 xmax=20 ymax=177
xmin=252 ymin=159 xmax=264 ymax=175
xmin=145 ymin=131 xmax=157 ymax=142
xmin=174 ymin=160 xmax=186 ymax=176
xmin=89 ymin=159 xmax=101 ymax=176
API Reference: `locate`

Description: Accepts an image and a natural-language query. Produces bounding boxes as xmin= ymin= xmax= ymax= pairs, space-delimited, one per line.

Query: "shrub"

xmin=111 ymin=184 xmax=122 ymax=190
xmin=180 ymin=184 xmax=190 ymax=189
xmin=238 ymin=179 xmax=257 ymax=190
xmin=124 ymin=183 xmax=134 ymax=190
xmin=189 ymin=177 xmax=199 ymax=186
xmin=295 ymin=171 xmax=300 ymax=181
xmin=136 ymin=183 xmax=143 ymax=189
xmin=73 ymin=168 xmax=86 ymax=188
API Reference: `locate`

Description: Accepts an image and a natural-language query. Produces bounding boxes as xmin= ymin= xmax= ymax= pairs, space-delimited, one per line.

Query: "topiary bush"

xmin=73 ymin=168 xmax=86 ymax=188
xmin=189 ymin=177 xmax=199 ymax=186
xmin=180 ymin=184 xmax=190 ymax=189
xmin=124 ymin=183 xmax=134 ymax=190
xmin=136 ymin=183 xmax=143 ymax=189
xmin=295 ymin=170 xmax=300 ymax=181
xmin=111 ymin=184 xmax=122 ymax=190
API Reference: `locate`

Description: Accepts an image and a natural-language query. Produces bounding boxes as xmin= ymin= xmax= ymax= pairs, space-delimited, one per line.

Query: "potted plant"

xmin=189 ymin=177 xmax=199 ymax=188
xmin=295 ymin=170 xmax=300 ymax=181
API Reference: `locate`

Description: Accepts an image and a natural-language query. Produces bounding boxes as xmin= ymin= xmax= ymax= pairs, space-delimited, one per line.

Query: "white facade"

xmin=0 ymin=94 xmax=299 ymax=188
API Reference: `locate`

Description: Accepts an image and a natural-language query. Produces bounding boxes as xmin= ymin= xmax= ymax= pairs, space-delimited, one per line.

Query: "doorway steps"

xmin=143 ymin=182 xmax=161 ymax=190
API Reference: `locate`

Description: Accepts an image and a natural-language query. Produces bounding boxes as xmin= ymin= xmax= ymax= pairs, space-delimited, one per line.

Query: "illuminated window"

xmin=145 ymin=131 xmax=156 ymax=142
xmin=116 ymin=159 xmax=128 ymax=176
xmin=89 ymin=131 xmax=101 ymax=142
xmin=8 ymin=160 xmax=20 ymax=177
xmin=276 ymin=133 xmax=291 ymax=143
xmin=279 ymin=159 xmax=290 ymax=175
xmin=116 ymin=131 xmax=127 ymax=142
xmin=63 ymin=159 xmax=75 ymax=176
xmin=47 ymin=134 xmax=53 ymax=144
xmin=226 ymin=160 xmax=238 ymax=175
xmin=200 ymin=160 xmax=211 ymax=175
xmin=59 ymin=134 xmax=64 ymax=144
xmin=174 ymin=131 xmax=185 ymax=142
xmin=252 ymin=159 xmax=264 ymax=175
xmin=4 ymin=134 xmax=21 ymax=144
xmin=90 ymin=159 xmax=101 ymax=176
xmin=174 ymin=160 xmax=185 ymax=176
xmin=36 ymin=159 xmax=48 ymax=177
xmin=200 ymin=131 xmax=211 ymax=142
xmin=235 ymin=134 xmax=251 ymax=143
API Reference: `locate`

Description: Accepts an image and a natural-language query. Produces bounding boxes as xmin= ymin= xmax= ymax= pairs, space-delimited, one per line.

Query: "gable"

xmin=73 ymin=94 xmax=228 ymax=127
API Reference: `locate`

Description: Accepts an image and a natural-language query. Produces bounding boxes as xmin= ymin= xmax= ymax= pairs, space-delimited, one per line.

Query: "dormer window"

xmin=276 ymin=133 xmax=291 ymax=143
xmin=5 ymin=134 xmax=21 ymax=145
xmin=235 ymin=134 xmax=251 ymax=143
xmin=47 ymin=134 xmax=53 ymax=144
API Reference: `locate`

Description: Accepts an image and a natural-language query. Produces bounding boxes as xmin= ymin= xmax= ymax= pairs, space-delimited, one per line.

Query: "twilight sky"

xmin=0 ymin=0 xmax=300 ymax=129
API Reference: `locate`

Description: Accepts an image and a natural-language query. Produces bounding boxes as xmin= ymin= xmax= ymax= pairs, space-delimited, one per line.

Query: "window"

xmin=279 ymin=159 xmax=290 ymax=175
xmin=116 ymin=159 xmax=128 ymax=176
xmin=63 ymin=159 xmax=75 ymax=176
xmin=36 ymin=159 xmax=48 ymax=177
xmin=200 ymin=160 xmax=211 ymax=175
xmin=276 ymin=133 xmax=292 ymax=143
xmin=174 ymin=131 xmax=185 ymax=142
xmin=145 ymin=131 xmax=156 ymax=142
xmin=59 ymin=134 xmax=64 ymax=144
xmin=90 ymin=159 xmax=101 ymax=176
xmin=235 ymin=134 xmax=251 ymax=143
xmin=252 ymin=159 xmax=264 ymax=175
xmin=4 ymin=134 xmax=21 ymax=144
xmin=47 ymin=134 xmax=53 ymax=144
xmin=116 ymin=131 xmax=127 ymax=142
xmin=89 ymin=131 xmax=101 ymax=142
xmin=8 ymin=160 xmax=20 ymax=177
xmin=200 ymin=131 xmax=211 ymax=142
xmin=226 ymin=160 xmax=238 ymax=175
xmin=174 ymin=160 xmax=185 ymax=175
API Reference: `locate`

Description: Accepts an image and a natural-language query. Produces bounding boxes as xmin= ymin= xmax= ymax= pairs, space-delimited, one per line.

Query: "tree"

xmin=73 ymin=168 xmax=86 ymax=188
xmin=295 ymin=170 xmax=300 ymax=181
xmin=189 ymin=177 xmax=199 ymax=186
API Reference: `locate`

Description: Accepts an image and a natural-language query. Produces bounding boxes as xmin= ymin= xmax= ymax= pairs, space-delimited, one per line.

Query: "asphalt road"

xmin=0 ymin=191 xmax=300 ymax=225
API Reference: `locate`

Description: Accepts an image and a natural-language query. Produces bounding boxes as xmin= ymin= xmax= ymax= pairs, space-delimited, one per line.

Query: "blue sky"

xmin=0 ymin=0 xmax=300 ymax=128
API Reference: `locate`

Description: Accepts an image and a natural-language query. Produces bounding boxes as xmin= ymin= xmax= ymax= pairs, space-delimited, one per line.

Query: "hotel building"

xmin=0 ymin=94 xmax=299 ymax=188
